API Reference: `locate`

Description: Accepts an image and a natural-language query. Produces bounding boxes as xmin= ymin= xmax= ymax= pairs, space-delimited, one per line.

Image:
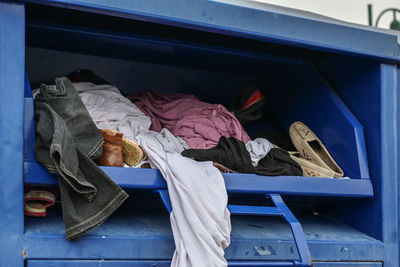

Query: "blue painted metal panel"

xmin=0 ymin=1 xmax=25 ymax=267
xmin=26 ymin=260 xmax=297 ymax=266
xmin=229 ymin=263 xmax=293 ymax=267
xmin=26 ymin=260 xmax=384 ymax=267
xmin=314 ymin=62 xmax=400 ymax=266
xmin=380 ymin=64 xmax=400 ymax=267
xmin=398 ymin=65 xmax=400 ymax=265
xmin=25 ymin=0 xmax=400 ymax=61
xmin=24 ymin=74 xmax=36 ymax=162
xmin=227 ymin=205 xmax=282 ymax=216
xmin=27 ymin=260 xmax=171 ymax=266
xmin=23 ymin=210 xmax=384 ymax=261
xmin=157 ymin=190 xmax=172 ymax=213
xmin=314 ymin=57 xmax=383 ymax=241
xmin=308 ymin=63 xmax=370 ymax=179
xmin=312 ymin=263 xmax=382 ymax=267
xmin=24 ymin=161 xmax=374 ymax=197
xmin=25 ymin=21 xmax=302 ymax=75
xmin=26 ymin=260 xmax=383 ymax=267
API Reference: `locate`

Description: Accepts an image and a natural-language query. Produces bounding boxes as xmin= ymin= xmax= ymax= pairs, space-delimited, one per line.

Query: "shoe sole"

xmin=289 ymin=152 xmax=336 ymax=178
xmin=122 ymin=138 xmax=143 ymax=167
xmin=103 ymin=129 xmax=144 ymax=167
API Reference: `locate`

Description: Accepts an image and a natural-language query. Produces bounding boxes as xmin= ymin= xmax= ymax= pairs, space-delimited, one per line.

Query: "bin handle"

xmin=269 ymin=194 xmax=312 ymax=267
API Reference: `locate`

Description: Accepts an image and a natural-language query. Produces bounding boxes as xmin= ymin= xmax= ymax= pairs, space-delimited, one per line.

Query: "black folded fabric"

xmin=182 ymin=136 xmax=302 ymax=176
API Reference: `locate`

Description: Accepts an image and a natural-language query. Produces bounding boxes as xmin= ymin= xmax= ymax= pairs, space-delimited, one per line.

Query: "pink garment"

xmin=133 ymin=91 xmax=250 ymax=149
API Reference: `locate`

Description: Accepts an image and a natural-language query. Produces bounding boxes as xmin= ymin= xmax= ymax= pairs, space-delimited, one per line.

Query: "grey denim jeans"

xmin=34 ymin=77 xmax=128 ymax=240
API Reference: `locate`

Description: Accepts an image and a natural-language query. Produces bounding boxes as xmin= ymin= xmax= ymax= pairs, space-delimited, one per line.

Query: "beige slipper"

xmin=289 ymin=152 xmax=337 ymax=178
xmin=103 ymin=129 xmax=145 ymax=167
xmin=289 ymin=122 xmax=344 ymax=178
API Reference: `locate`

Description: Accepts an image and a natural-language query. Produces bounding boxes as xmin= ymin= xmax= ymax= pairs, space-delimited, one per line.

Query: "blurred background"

xmin=253 ymin=0 xmax=400 ymax=30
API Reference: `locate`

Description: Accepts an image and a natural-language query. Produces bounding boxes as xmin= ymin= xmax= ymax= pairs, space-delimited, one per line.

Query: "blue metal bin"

xmin=0 ymin=0 xmax=399 ymax=266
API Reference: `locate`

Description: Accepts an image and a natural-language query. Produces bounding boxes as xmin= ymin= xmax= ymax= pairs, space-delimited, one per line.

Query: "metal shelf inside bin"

xmin=25 ymin=162 xmax=373 ymax=198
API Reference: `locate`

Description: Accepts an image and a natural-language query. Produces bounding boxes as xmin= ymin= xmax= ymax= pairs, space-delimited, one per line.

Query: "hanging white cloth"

xmin=136 ymin=129 xmax=231 ymax=267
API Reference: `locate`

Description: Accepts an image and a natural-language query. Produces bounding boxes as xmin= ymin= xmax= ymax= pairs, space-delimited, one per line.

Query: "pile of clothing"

xmin=32 ymin=69 xmax=344 ymax=267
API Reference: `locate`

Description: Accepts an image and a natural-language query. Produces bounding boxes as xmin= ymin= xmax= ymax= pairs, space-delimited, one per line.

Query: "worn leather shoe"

xmin=96 ymin=129 xmax=124 ymax=167
xmin=289 ymin=121 xmax=344 ymax=178
xmin=102 ymin=129 xmax=145 ymax=167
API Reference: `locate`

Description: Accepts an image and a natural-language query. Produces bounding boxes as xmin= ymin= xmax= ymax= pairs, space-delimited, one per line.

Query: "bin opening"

xmin=26 ymin=43 xmax=366 ymax=178
xmin=24 ymin=6 xmax=373 ymax=199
